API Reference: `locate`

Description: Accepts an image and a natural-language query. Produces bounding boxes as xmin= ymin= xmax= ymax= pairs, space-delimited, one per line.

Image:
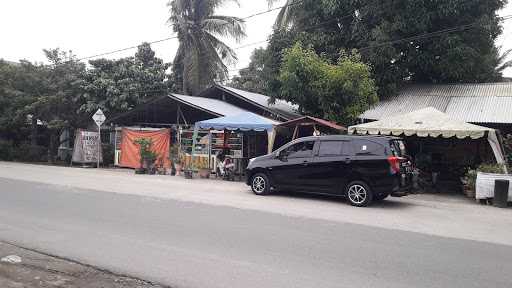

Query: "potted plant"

xmin=462 ymin=168 xmax=477 ymax=198
xmin=134 ymin=138 xmax=158 ymax=175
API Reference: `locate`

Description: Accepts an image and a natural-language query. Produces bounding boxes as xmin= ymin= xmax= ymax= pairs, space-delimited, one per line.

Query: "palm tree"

xmin=267 ymin=0 xmax=302 ymax=30
xmin=496 ymin=47 xmax=512 ymax=76
xmin=168 ymin=0 xmax=246 ymax=95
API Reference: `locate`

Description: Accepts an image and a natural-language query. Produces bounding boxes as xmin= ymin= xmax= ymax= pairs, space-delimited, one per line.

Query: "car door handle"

xmin=344 ymin=158 xmax=351 ymax=164
xmin=302 ymin=160 xmax=309 ymax=166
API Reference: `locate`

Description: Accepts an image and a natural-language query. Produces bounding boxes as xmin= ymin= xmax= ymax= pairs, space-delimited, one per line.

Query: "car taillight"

xmin=388 ymin=156 xmax=401 ymax=175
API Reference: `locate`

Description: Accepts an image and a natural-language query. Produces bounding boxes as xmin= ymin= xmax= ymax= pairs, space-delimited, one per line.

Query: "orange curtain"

xmin=119 ymin=128 xmax=171 ymax=169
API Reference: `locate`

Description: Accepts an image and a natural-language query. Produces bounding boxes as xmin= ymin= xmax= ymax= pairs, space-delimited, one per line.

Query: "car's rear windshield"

xmin=390 ymin=140 xmax=406 ymax=157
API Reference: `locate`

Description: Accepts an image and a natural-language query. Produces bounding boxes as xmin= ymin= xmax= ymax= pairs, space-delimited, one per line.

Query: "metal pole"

xmin=97 ymin=125 xmax=101 ymax=169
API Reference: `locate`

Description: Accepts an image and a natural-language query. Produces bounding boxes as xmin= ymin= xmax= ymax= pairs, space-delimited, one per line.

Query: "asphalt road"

xmin=1 ymin=177 xmax=512 ymax=288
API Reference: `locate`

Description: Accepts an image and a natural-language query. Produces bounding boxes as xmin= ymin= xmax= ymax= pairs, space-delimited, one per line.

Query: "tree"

xmin=230 ymin=48 xmax=268 ymax=94
xmin=278 ymin=43 xmax=378 ymax=124
xmin=496 ymin=47 xmax=512 ymax=76
xmin=0 ymin=60 xmax=46 ymax=145
xmin=23 ymin=49 xmax=88 ymax=161
xmin=267 ymin=0 xmax=303 ymax=29
xmin=168 ymin=0 xmax=246 ymax=95
xmin=81 ymin=42 xmax=171 ymax=115
xmin=263 ymin=0 xmax=508 ymax=98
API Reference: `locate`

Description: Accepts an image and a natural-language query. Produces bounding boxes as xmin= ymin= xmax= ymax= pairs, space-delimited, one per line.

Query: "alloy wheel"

xmin=348 ymin=184 xmax=367 ymax=205
xmin=252 ymin=176 xmax=266 ymax=194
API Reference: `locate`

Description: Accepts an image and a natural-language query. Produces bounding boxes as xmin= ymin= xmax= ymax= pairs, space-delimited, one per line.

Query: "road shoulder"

xmin=0 ymin=241 xmax=166 ymax=288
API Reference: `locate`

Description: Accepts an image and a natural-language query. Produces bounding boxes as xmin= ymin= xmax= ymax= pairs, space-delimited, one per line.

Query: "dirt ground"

xmin=0 ymin=242 xmax=166 ymax=288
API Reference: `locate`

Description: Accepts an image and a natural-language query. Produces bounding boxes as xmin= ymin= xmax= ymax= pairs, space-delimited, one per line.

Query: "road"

xmin=1 ymin=163 xmax=512 ymax=288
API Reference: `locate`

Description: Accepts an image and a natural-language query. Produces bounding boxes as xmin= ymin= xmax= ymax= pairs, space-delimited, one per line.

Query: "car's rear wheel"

xmin=251 ymin=173 xmax=271 ymax=195
xmin=346 ymin=181 xmax=373 ymax=207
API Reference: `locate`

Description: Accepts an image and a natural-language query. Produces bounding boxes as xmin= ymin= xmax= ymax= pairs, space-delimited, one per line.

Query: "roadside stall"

xmin=271 ymin=116 xmax=346 ymax=151
xmin=348 ymin=107 xmax=508 ymax=192
xmin=191 ymin=112 xmax=279 ymax=179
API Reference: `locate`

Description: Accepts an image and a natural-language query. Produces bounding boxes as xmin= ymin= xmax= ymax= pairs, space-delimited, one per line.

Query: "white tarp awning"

xmin=349 ymin=107 xmax=490 ymax=139
xmin=349 ymin=107 xmax=507 ymax=169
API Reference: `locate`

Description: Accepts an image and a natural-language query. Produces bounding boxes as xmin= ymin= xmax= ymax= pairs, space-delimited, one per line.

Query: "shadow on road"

xmin=259 ymin=190 xmax=415 ymax=209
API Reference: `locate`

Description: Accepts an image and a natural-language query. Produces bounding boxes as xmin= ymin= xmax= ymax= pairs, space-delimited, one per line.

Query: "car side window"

xmin=318 ymin=141 xmax=344 ymax=156
xmin=284 ymin=141 xmax=315 ymax=158
xmin=350 ymin=139 xmax=385 ymax=156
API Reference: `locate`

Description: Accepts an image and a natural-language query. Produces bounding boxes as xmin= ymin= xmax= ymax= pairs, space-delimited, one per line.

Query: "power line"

xmin=114 ymin=14 xmax=512 ymax=90
xmin=242 ymin=0 xmax=304 ymax=21
xmin=77 ymin=36 xmax=179 ymax=61
xmin=77 ymin=0 xmax=305 ymax=61
xmin=225 ymin=14 xmax=512 ymax=74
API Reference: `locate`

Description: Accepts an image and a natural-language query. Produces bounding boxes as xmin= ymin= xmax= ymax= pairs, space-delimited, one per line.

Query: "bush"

xmin=102 ymin=143 xmax=114 ymax=166
xmin=0 ymin=140 xmax=14 ymax=161
xmin=504 ymin=134 xmax=512 ymax=168
xmin=11 ymin=143 xmax=47 ymax=162
xmin=0 ymin=141 xmax=48 ymax=162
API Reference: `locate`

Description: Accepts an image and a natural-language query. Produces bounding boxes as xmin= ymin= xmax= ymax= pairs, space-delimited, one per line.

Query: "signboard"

xmin=93 ymin=109 xmax=106 ymax=127
xmin=72 ymin=129 xmax=103 ymax=164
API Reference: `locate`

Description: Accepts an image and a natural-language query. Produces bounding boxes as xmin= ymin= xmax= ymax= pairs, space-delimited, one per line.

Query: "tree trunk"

xmin=182 ymin=71 xmax=189 ymax=95
xmin=30 ymin=117 xmax=38 ymax=146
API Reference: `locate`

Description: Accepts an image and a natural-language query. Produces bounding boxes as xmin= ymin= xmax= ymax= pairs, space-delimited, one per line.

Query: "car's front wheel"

xmin=251 ymin=173 xmax=271 ymax=195
xmin=346 ymin=181 xmax=373 ymax=207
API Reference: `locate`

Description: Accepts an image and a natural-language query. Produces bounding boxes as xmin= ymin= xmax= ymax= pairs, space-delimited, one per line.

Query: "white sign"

xmin=92 ymin=109 xmax=106 ymax=127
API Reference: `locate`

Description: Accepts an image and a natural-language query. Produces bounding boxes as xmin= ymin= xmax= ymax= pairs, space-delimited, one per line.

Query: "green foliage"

xmin=262 ymin=0 xmax=508 ymax=98
xmin=1 ymin=50 xmax=88 ymax=161
xmin=0 ymin=140 xmax=47 ymax=162
xmin=81 ymin=43 xmax=171 ymax=115
xmin=278 ymin=43 xmax=378 ymax=124
xmin=168 ymin=0 xmax=246 ymax=95
xmin=230 ymin=48 xmax=269 ymax=94
xmin=464 ymin=162 xmax=508 ymax=191
xmin=0 ymin=140 xmax=14 ymax=161
xmin=503 ymin=134 xmax=512 ymax=167
xmin=102 ymin=144 xmax=115 ymax=166
xmin=1 ymin=43 xmax=172 ymax=163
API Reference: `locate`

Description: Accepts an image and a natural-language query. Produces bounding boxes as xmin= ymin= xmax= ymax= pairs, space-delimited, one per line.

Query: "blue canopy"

xmin=195 ymin=112 xmax=279 ymax=132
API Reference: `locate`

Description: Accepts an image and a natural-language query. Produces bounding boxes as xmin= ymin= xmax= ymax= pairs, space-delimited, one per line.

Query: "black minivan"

xmin=246 ymin=135 xmax=411 ymax=207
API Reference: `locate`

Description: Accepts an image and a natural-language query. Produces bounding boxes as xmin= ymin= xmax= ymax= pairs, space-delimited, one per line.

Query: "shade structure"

xmin=349 ymin=107 xmax=507 ymax=169
xmin=349 ymin=107 xmax=490 ymax=139
xmin=195 ymin=112 xmax=280 ymax=132
xmin=192 ymin=112 xmax=280 ymax=159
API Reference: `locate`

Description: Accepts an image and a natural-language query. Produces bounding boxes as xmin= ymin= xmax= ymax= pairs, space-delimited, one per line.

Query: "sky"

xmin=0 ymin=0 xmax=511 ymax=77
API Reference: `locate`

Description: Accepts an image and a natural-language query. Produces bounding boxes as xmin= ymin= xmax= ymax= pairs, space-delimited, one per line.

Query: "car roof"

xmin=296 ymin=135 xmax=401 ymax=142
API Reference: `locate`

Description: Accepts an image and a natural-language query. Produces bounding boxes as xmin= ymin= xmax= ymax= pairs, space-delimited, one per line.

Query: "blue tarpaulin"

xmin=191 ymin=113 xmax=280 ymax=158
xmin=195 ymin=112 xmax=279 ymax=132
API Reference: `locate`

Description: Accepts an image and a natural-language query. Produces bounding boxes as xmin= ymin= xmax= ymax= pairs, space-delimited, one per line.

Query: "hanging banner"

xmin=72 ymin=129 xmax=103 ymax=164
xmin=119 ymin=128 xmax=171 ymax=169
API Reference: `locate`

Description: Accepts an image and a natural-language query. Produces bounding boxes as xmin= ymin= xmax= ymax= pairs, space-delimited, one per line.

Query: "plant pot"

xmin=135 ymin=168 xmax=146 ymax=174
xmin=184 ymin=169 xmax=193 ymax=179
xmin=199 ymin=168 xmax=210 ymax=179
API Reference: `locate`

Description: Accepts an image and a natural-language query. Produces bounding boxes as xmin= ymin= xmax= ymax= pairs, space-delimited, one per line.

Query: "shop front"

xmin=191 ymin=112 xmax=279 ymax=179
xmin=349 ymin=107 xmax=508 ymax=193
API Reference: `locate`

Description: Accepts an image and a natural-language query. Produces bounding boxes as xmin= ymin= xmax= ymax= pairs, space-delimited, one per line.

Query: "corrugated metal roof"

xmin=361 ymin=83 xmax=512 ymax=124
xmin=218 ymin=85 xmax=299 ymax=116
xmin=171 ymin=94 xmax=251 ymax=117
xmin=277 ymin=116 xmax=346 ymax=131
